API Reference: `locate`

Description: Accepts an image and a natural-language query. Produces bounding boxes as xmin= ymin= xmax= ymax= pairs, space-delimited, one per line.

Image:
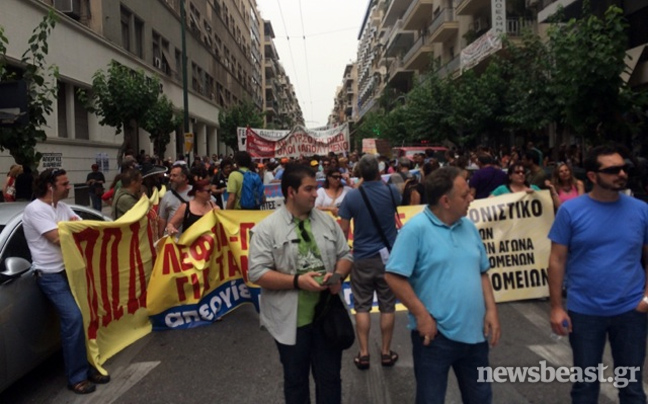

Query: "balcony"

xmin=454 ymin=0 xmax=490 ymax=16
xmin=402 ymin=33 xmax=434 ymax=71
xmin=382 ymin=0 xmax=413 ymax=29
xmin=403 ymin=0 xmax=434 ymax=31
xmin=386 ymin=58 xmax=415 ymax=91
xmin=436 ymin=55 xmax=460 ymax=78
xmin=537 ymin=0 xmax=582 ymax=23
xmin=385 ymin=20 xmax=416 ymax=58
xmin=429 ymin=9 xmax=459 ymax=44
xmin=264 ymin=60 xmax=276 ymax=78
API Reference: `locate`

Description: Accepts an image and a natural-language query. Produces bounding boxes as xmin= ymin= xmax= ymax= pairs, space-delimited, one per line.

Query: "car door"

xmin=0 ymin=221 xmax=59 ymax=392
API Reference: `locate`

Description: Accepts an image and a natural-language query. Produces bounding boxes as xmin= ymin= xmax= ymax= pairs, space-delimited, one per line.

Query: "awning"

xmin=621 ymin=44 xmax=646 ymax=83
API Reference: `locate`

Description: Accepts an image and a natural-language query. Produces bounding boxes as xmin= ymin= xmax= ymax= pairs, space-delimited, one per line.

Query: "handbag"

xmin=313 ymin=289 xmax=355 ymax=350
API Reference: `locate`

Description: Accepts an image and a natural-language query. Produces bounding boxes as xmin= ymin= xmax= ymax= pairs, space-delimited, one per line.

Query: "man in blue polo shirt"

xmin=548 ymin=145 xmax=648 ymax=403
xmin=385 ymin=166 xmax=500 ymax=403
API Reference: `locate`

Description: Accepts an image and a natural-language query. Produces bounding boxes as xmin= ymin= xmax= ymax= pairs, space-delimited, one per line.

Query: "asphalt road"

xmin=2 ymin=300 xmax=647 ymax=403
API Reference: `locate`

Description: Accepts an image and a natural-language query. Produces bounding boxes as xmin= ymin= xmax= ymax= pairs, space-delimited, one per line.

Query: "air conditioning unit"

xmin=53 ymin=0 xmax=81 ymax=19
xmin=154 ymin=57 xmax=163 ymax=69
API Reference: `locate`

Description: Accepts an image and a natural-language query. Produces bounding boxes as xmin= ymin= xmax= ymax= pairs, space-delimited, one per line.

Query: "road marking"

xmin=52 ymin=361 xmax=160 ymax=404
xmin=512 ymin=302 xmax=648 ymax=402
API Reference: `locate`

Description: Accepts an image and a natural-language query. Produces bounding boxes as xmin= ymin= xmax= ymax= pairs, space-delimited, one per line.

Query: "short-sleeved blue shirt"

xmin=386 ymin=207 xmax=490 ymax=344
xmin=548 ymin=193 xmax=648 ymax=316
xmin=338 ymin=181 xmax=401 ymax=259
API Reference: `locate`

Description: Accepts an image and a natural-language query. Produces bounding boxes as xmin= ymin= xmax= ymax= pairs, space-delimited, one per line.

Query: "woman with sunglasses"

xmin=315 ymin=168 xmax=352 ymax=217
xmin=545 ymin=162 xmax=584 ymax=207
xmin=490 ymin=162 xmax=540 ymax=197
xmin=166 ymin=179 xmax=219 ymax=236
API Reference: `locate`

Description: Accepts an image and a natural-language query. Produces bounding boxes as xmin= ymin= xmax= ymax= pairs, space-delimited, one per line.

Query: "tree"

xmin=0 ymin=11 xmax=58 ymax=168
xmin=218 ymin=100 xmax=264 ymax=151
xmin=547 ymin=4 xmax=644 ymax=144
xmin=142 ymin=95 xmax=182 ymax=160
xmin=82 ymin=61 xmax=160 ymax=165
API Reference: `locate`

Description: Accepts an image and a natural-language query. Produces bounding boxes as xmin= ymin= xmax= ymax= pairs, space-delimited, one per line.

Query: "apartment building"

xmin=328 ymin=63 xmax=357 ymax=126
xmin=0 ymin=0 xmax=303 ymax=188
xmin=343 ymin=0 xmax=646 ymax=133
xmin=261 ymin=19 xmax=304 ymax=128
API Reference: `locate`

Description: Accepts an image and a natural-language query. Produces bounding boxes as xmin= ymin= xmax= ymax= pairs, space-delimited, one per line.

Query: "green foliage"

xmin=82 ymin=61 xmax=161 ymax=164
xmin=547 ymin=5 xmax=637 ymax=143
xmin=368 ymin=4 xmax=645 ymax=149
xmin=218 ymin=100 xmax=264 ymax=151
xmin=0 ymin=11 xmax=58 ymax=167
xmin=142 ymin=95 xmax=182 ymax=160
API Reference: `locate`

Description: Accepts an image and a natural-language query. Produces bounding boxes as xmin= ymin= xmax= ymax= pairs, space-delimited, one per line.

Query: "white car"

xmin=0 ymin=202 xmax=108 ymax=392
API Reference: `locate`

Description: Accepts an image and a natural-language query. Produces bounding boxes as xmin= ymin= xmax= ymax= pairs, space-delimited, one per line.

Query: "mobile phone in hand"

xmin=324 ymin=272 xmax=342 ymax=286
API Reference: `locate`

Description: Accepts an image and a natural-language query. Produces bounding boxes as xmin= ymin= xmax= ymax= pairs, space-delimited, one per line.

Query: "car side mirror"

xmin=1 ymin=257 xmax=32 ymax=278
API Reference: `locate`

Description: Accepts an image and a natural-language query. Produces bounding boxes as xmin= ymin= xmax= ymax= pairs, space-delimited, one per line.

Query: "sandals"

xmin=67 ymin=380 xmax=96 ymax=394
xmin=381 ymin=350 xmax=399 ymax=367
xmin=354 ymin=353 xmax=370 ymax=370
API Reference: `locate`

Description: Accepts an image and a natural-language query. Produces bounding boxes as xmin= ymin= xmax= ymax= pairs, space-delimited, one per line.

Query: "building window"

xmin=134 ymin=17 xmax=144 ymax=58
xmin=74 ymin=86 xmax=89 ymax=140
xmin=121 ymin=6 xmax=131 ymax=52
xmin=175 ymin=50 xmax=182 ymax=81
xmin=57 ymin=82 xmax=68 ymax=139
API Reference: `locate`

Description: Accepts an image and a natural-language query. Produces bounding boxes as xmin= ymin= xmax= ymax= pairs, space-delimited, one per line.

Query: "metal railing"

xmin=429 ymin=8 xmax=455 ymax=38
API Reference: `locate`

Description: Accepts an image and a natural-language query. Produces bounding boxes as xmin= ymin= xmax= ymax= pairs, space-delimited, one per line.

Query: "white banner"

xmin=238 ymin=124 xmax=350 ymax=158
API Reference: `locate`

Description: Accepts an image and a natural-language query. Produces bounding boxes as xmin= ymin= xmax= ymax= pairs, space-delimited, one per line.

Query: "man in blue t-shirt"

xmin=339 ymin=154 xmax=401 ymax=370
xmin=548 ymin=145 xmax=648 ymax=403
xmin=385 ymin=166 xmax=500 ymax=403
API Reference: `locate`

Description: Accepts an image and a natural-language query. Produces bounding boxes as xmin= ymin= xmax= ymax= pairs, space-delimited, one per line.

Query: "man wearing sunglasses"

xmin=248 ymin=164 xmax=353 ymax=404
xmin=548 ymin=145 xmax=648 ymax=403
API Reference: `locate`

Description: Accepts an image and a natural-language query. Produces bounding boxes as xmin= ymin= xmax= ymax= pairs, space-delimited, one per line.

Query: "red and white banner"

xmin=237 ymin=124 xmax=350 ymax=158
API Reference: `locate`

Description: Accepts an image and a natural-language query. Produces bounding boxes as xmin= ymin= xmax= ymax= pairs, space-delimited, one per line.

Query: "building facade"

xmin=0 ymin=0 xmax=302 ymax=189
xmin=337 ymin=0 xmax=647 ymax=139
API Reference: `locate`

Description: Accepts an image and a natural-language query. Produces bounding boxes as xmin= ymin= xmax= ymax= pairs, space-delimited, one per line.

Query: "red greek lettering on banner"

xmin=128 ymin=221 xmax=146 ymax=314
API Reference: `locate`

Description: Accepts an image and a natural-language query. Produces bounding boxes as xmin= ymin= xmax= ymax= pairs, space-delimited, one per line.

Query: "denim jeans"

xmin=411 ymin=331 xmax=491 ymax=404
xmin=569 ymin=309 xmax=647 ymax=404
xmin=37 ymin=271 xmax=89 ymax=386
xmin=275 ymin=323 xmax=343 ymax=404
xmin=89 ymin=192 xmax=102 ymax=211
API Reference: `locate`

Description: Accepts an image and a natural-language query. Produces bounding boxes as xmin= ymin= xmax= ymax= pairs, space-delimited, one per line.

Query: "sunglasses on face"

xmin=298 ymin=220 xmax=311 ymax=242
xmin=596 ymin=164 xmax=630 ymax=175
xmin=330 ymin=175 xmax=341 ymax=180
xmin=513 ymin=170 xmax=525 ymax=174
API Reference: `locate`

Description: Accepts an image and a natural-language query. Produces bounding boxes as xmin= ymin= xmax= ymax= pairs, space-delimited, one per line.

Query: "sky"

xmin=256 ymin=0 xmax=370 ymax=128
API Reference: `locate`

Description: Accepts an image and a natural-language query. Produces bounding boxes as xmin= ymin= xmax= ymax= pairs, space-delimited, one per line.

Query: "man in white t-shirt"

xmin=23 ymin=168 xmax=111 ymax=394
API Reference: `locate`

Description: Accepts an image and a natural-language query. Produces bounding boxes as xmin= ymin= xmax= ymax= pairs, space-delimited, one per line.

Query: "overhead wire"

xmin=275 ymin=0 xmax=302 ymax=103
xmin=297 ymin=0 xmax=314 ymax=124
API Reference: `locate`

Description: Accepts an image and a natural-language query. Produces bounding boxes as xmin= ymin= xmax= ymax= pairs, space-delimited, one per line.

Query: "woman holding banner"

xmin=315 ymin=168 xmax=352 ymax=217
xmin=490 ymin=162 xmax=540 ymax=196
xmin=166 ymin=179 xmax=219 ymax=236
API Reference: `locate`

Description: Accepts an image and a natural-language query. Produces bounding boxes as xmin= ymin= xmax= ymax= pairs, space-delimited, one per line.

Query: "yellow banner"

xmin=467 ymin=190 xmax=554 ymax=302
xmin=59 ymin=190 xmax=159 ymax=373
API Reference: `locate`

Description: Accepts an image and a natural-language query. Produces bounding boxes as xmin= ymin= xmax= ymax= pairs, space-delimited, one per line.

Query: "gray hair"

xmin=358 ymin=154 xmax=380 ymax=181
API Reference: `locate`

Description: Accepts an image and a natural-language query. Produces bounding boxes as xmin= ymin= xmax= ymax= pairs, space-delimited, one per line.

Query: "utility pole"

xmin=180 ymin=0 xmax=191 ymax=161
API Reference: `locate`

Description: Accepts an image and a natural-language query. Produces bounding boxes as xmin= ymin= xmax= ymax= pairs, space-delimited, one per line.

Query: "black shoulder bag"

xmin=313 ymin=290 xmax=355 ymax=350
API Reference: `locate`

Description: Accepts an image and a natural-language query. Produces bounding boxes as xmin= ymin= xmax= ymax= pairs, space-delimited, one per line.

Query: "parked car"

xmin=0 ymin=202 xmax=108 ymax=392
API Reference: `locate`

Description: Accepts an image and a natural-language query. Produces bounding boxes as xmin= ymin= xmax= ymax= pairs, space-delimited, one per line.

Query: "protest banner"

xmin=467 ymin=190 xmax=554 ymax=302
xmin=59 ymin=190 xmax=159 ymax=373
xmin=238 ymin=124 xmax=350 ymax=158
xmin=146 ymin=210 xmax=267 ymax=330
